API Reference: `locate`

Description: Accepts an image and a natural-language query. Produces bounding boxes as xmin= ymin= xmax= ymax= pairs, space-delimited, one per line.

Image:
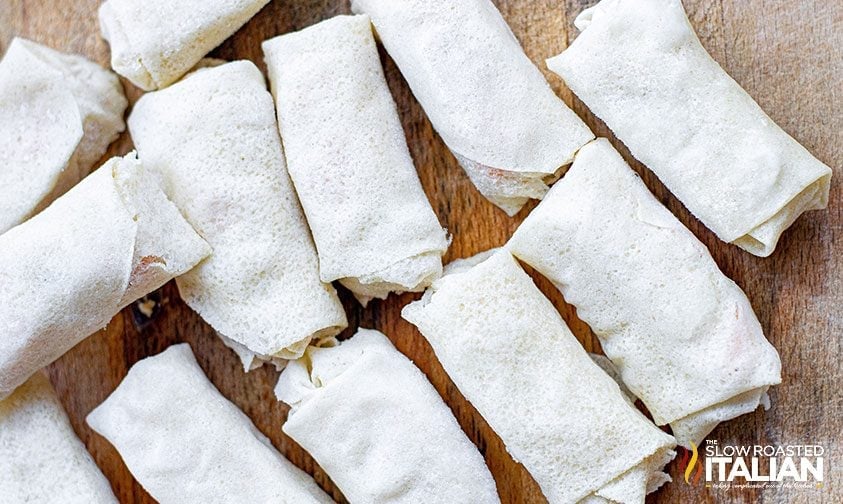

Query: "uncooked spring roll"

xmin=508 ymin=139 xmax=783 ymax=447
xmin=98 ymin=0 xmax=270 ymax=90
xmin=0 ymin=153 xmax=209 ymax=400
xmin=275 ymin=328 xmax=499 ymax=503
xmin=262 ymin=15 xmax=449 ymax=305
xmin=547 ymin=0 xmax=832 ymax=256
xmin=87 ymin=344 xmax=332 ymax=504
xmin=0 ymin=38 xmax=127 ymax=234
xmin=1 ymin=372 xmax=116 ymax=503
xmin=402 ymin=250 xmax=676 ymax=503
xmin=128 ymin=61 xmax=347 ymax=370
xmin=351 ymin=0 xmax=594 ymax=216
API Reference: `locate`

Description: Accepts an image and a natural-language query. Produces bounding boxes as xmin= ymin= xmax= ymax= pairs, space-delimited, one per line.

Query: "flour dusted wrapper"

xmin=129 ymin=61 xmax=347 ymax=370
xmin=0 ymin=153 xmax=209 ymax=400
xmin=87 ymin=344 xmax=332 ymax=504
xmin=276 ymin=329 xmax=499 ymax=503
xmin=98 ymin=0 xmax=270 ymax=90
xmin=0 ymin=38 xmax=126 ymax=234
xmin=547 ymin=0 xmax=832 ymax=256
xmin=351 ymin=0 xmax=594 ymax=215
xmin=263 ymin=15 xmax=448 ymax=305
xmin=508 ymin=139 xmax=783 ymax=447
xmin=403 ymin=250 xmax=676 ymax=503
xmin=1 ymin=373 xmax=116 ymax=503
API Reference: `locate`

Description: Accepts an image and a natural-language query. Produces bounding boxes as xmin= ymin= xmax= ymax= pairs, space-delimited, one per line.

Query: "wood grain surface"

xmin=1 ymin=1 xmax=840 ymax=503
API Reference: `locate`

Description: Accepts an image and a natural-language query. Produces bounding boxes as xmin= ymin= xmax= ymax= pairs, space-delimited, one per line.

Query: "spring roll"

xmin=402 ymin=250 xmax=676 ymax=503
xmin=87 ymin=344 xmax=332 ymax=504
xmin=98 ymin=0 xmax=270 ymax=90
xmin=1 ymin=372 xmax=116 ymax=503
xmin=262 ymin=15 xmax=449 ymax=305
xmin=547 ymin=0 xmax=832 ymax=256
xmin=508 ymin=139 xmax=783 ymax=447
xmin=0 ymin=38 xmax=127 ymax=234
xmin=128 ymin=60 xmax=347 ymax=370
xmin=275 ymin=328 xmax=499 ymax=503
xmin=0 ymin=153 xmax=209 ymax=400
xmin=350 ymin=0 xmax=594 ymax=216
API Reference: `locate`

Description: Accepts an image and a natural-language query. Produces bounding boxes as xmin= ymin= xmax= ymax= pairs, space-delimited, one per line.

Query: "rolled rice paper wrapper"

xmin=547 ymin=0 xmax=832 ymax=256
xmin=0 ymin=153 xmax=210 ymax=400
xmin=98 ymin=0 xmax=270 ymax=90
xmin=508 ymin=139 xmax=783 ymax=447
xmin=275 ymin=328 xmax=499 ymax=503
xmin=402 ymin=250 xmax=676 ymax=503
xmin=128 ymin=61 xmax=347 ymax=370
xmin=263 ymin=15 xmax=449 ymax=306
xmin=0 ymin=37 xmax=127 ymax=234
xmin=350 ymin=0 xmax=594 ymax=216
xmin=1 ymin=372 xmax=116 ymax=503
xmin=87 ymin=344 xmax=332 ymax=504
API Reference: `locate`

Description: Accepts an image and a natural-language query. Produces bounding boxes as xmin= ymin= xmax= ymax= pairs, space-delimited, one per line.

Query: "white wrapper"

xmin=98 ymin=0 xmax=270 ymax=90
xmin=547 ymin=0 xmax=832 ymax=256
xmin=508 ymin=139 xmax=783 ymax=447
xmin=403 ymin=250 xmax=676 ymax=503
xmin=129 ymin=61 xmax=347 ymax=370
xmin=87 ymin=344 xmax=332 ymax=504
xmin=275 ymin=328 xmax=499 ymax=503
xmin=1 ymin=373 xmax=116 ymax=503
xmin=0 ymin=38 xmax=127 ymax=234
xmin=263 ymin=15 xmax=449 ymax=305
xmin=0 ymin=153 xmax=210 ymax=400
xmin=350 ymin=0 xmax=594 ymax=215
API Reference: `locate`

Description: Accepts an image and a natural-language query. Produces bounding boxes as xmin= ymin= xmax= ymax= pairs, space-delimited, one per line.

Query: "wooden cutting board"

xmin=1 ymin=1 xmax=840 ymax=502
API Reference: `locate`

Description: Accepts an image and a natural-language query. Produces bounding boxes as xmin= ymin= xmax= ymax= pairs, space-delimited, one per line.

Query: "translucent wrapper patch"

xmin=352 ymin=0 xmax=594 ymax=215
xmin=0 ymin=153 xmax=209 ymax=399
